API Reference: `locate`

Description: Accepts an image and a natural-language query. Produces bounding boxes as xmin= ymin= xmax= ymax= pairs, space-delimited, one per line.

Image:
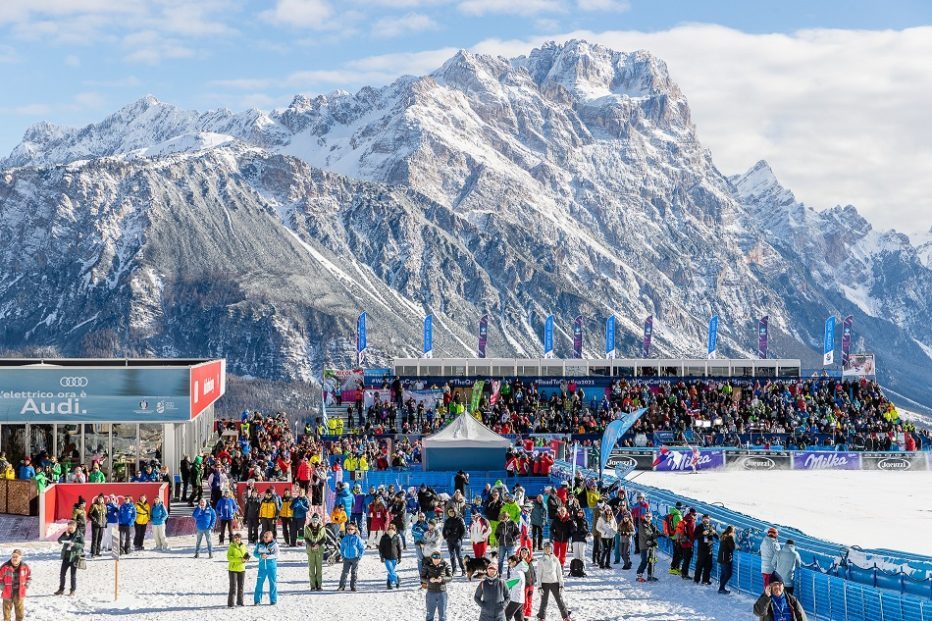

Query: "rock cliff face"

xmin=1 ymin=40 xmax=930 ymax=407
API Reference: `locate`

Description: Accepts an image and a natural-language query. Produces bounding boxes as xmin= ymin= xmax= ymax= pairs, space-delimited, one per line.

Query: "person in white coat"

xmin=759 ymin=527 xmax=782 ymax=587
xmin=504 ymin=555 xmax=527 ymax=621
xmin=421 ymin=519 xmax=443 ymax=558
xmin=595 ymin=508 xmax=618 ymax=569
xmin=773 ymin=539 xmax=802 ymax=595
xmin=537 ymin=542 xmax=571 ymax=621
xmin=470 ymin=514 xmax=492 ymax=559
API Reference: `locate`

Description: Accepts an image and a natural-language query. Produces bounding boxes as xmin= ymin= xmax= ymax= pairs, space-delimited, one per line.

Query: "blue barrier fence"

xmin=550 ymin=460 xmax=932 ymax=621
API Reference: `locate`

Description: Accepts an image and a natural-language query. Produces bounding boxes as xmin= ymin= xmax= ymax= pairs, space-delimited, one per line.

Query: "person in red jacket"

xmin=296 ymin=458 xmax=311 ymax=491
xmin=675 ymin=510 xmax=697 ymax=579
xmin=549 ymin=506 xmax=573 ymax=565
xmin=367 ymin=498 xmax=390 ymax=548
xmin=555 ymin=481 xmax=569 ymax=505
xmin=0 ymin=549 xmax=30 ymax=621
xmin=539 ymin=453 xmax=554 ymax=476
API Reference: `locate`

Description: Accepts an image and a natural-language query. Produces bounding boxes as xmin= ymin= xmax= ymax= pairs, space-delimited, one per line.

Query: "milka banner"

xmin=758 ymin=316 xmax=769 ymax=359
xmin=605 ymin=315 xmax=616 ymax=359
xmin=653 ymin=449 xmax=726 ymax=472
xmin=707 ymin=315 xmax=719 ymax=359
xmin=543 ymin=315 xmax=554 ymax=358
xmin=423 ymin=314 xmax=433 ymax=359
xmin=642 ymin=315 xmax=653 ymax=358
xmin=572 ymin=315 xmax=583 ymax=358
xmin=598 ymin=407 xmax=647 ymax=473
xmin=477 ymin=314 xmax=489 ymax=359
xmin=356 ymin=312 xmax=367 ymax=366
xmin=823 ymin=315 xmax=836 ymax=365
xmin=792 ymin=451 xmax=861 ymax=470
xmin=841 ymin=315 xmax=853 ymax=367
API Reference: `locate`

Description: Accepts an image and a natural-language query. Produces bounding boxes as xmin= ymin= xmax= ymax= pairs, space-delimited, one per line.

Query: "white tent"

xmin=422 ymin=414 xmax=511 ymax=470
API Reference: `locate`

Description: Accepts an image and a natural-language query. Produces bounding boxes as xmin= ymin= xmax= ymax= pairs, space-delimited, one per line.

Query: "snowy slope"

xmin=637 ymin=470 xmax=932 ymax=555
xmin=3 ymin=533 xmax=756 ymax=621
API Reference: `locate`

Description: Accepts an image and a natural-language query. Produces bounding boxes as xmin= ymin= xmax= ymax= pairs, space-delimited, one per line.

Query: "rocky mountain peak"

xmin=731 ymin=160 xmax=796 ymax=207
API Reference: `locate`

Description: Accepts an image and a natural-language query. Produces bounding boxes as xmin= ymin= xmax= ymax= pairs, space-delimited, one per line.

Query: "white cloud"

xmin=64 ymin=54 xmax=80 ymax=67
xmin=373 ymin=12 xmax=439 ymax=38
xmin=355 ymin=0 xmax=454 ymax=6
xmin=458 ymin=0 xmax=565 ymax=17
xmin=260 ymin=0 xmax=333 ymax=29
xmin=122 ymin=30 xmax=195 ymax=64
xmin=576 ymin=0 xmax=629 ymax=11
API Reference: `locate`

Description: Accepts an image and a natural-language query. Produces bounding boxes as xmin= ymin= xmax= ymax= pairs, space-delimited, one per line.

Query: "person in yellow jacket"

xmin=357 ymin=454 xmax=369 ymax=473
xmin=258 ymin=490 xmax=279 ymax=540
xmin=335 ymin=418 xmax=345 ymax=436
xmin=327 ymin=418 xmax=337 ymax=435
xmin=1 ymin=464 xmax=14 ymax=479
xmin=279 ymin=490 xmax=294 ymax=546
xmin=330 ymin=504 xmax=348 ymax=533
xmin=310 ymin=453 xmax=322 ymax=466
xmin=133 ymin=495 xmax=151 ymax=551
xmin=344 ymin=454 xmax=358 ymax=472
xmin=586 ymin=486 xmax=601 ymax=509
xmin=226 ymin=532 xmax=250 ymax=607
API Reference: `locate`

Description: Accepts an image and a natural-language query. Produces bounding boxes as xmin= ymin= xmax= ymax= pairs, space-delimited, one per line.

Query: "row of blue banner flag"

xmin=354 ymin=311 xmax=855 ymax=365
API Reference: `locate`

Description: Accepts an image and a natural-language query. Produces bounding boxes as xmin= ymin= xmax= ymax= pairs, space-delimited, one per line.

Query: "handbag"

xmin=77 ymin=557 xmax=87 ymax=570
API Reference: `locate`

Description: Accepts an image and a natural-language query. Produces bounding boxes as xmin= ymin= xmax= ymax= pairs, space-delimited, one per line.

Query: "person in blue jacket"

xmin=254 ymin=530 xmax=279 ymax=605
xmin=117 ymin=497 xmax=137 ymax=555
xmin=350 ymin=485 xmax=366 ymax=531
xmin=289 ymin=489 xmax=310 ymax=547
xmin=150 ymin=497 xmax=170 ymax=551
xmin=411 ymin=512 xmax=429 ymax=575
xmin=338 ymin=522 xmax=366 ymax=591
xmin=17 ymin=459 xmax=35 ymax=480
xmin=193 ymin=498 xmax=218 ymax=558
xmin=336 ymin=483 xmax=354 ymax=517
xmin=216 ymin=490 xmax=239 ymax=545
xmin=105 ymin=495 xmax=120 ymax=553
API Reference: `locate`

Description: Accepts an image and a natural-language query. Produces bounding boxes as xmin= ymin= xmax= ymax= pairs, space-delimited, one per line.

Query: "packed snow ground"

xmin=4 ymin=532 xmax=757 ymax=621
xmin=636 ymin=470 xmax=932 ymax=555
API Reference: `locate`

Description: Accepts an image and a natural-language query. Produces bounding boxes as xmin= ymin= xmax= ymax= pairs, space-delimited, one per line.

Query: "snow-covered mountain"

xmin=1 ymin=40 xmax=931 ymax=406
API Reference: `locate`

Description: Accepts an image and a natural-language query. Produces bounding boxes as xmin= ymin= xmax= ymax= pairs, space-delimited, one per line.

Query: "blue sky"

xmin=1 ymin=0 xmax=931 ymax=235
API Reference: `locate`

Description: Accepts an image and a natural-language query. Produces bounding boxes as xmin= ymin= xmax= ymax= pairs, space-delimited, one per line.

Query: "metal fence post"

xmin=827 ymin=576 xmax=833 ymax=620
xmin=861 ymin=587 xmax=866 ymax=620
xmin=843 ymin=581 xmax=848 ymax=621
xmin=813 ymin=572 xmax=818 ymax=619
xmin=879 ymin=591 xmax=885 ymax=621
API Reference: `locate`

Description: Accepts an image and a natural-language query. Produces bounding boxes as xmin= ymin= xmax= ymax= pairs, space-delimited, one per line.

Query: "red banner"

xmin=234 ymin=481 xmax=296 ymax=510
xmin=190 ymin=360 xmax=226 ymax=419
xmin=49 ymin=482 xmax=169 ymax=522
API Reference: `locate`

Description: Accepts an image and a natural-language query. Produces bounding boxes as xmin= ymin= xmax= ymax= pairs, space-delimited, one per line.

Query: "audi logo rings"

xmin=59 ymin=377 xmax=89 ymax=387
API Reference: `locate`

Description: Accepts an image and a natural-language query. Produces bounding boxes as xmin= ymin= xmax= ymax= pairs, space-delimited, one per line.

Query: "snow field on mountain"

xmin=637 ymin=470 xmax=932 ymax=555
xmin=6 ymin=533 xmax=755 ymax=621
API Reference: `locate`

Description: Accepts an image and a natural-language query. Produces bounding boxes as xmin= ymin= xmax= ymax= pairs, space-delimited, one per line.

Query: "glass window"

xmin=638 ymin=366 xmax=658 ymax=377
xmin=424 ymin=365 xmax=442 ymax=376
xmin=492 ymin=365 xmax=514 ymax=376
xmin=445 ymin=365 xmax=467 ymax=377
xmin=685 ymin=366 xmax=705 ymax=377
xmin=661 ymin=366 xmax=680 ymax=377
xmin=756 ymin=366 xmax=776 ymax=377
xmin=138 ymin=424 xmax=163 ymax=469
xmin=517 ymin=365 xmax=538 ymax=376
xmin=778 ymin=366 xmax=800 ymax=378
xmin=1 ymin=425 xmax=27 ymax=470
xmin=589 ymin=366 xmax=610 ymax=377
xmin=708 ymin=365 xmax=730 ymax=377
xmin=83 ymin=424 xmax=110 ymax=471
xmin=111 ymin=423 xmax=138 ymax=482
xmin=29 ymin=424 xmax=54 ymax=460
xmin=56 ymin=424 xmax=81 ymax=469
xmin=398 ymin=365 xmax=418 ymax=376
xmin=565 ymin=364 xmax=587 ymax=376
xmin=734 ymin=366 xmax=754 ymax=377
xmin=613 ymin=365 xmax=634 ymax=377
xmin=470 ymin=364 xmax=491 ymax=377
xmin=542 ymin=366 xmax=563 ymax=376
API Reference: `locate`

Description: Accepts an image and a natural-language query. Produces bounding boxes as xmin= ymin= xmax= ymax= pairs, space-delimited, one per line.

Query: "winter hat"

xmin=675 ymin=502 xmax=683 ymax=509
xmin=767 ymin=527 xmax=778 ymax=537
xmin=769 ymin=572 xmax=784 ymax=585
xmin=688 ymin=507 xmax=697 ymax=515
xmin=310 ymin=514 xmax=321 ymax=522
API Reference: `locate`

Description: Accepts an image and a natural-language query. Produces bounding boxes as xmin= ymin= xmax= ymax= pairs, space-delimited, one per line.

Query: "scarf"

xmin=771 ymin=594 xmax=792 ymax=621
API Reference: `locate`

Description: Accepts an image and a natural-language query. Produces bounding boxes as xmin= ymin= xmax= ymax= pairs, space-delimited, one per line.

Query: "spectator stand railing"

xmin=549 ymin=460 xmax=932 ymax=621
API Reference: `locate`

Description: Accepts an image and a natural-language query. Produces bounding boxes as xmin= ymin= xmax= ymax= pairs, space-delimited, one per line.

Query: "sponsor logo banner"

xmin=605 ymin=449 xmax=655 ymax=470
xmin=792 ymin=451 xmax=861 ymax=470
xmin=707 ymin=315 xmax=719 ymax=358
xmin=841 ymin=315 xmax=853 ymax=367
xmin=730 ymin=451 xmax=791 ymax=471
xmin=823 ymin=315 xmax=836 ymax=365
xmin=423 ymin=314 xmax=433 ymax=358
xmin=861 ymin=452 xmax=928 ymax=471
xmin=653 ymin=449 xmax=726 ymax=472
xmin=605 ymin=315 xmax=616 ymax=359
xmin=543 ymin=315 xmax=554 ymax=357
xmin=363 ymin=388 xmax=391 ymax=409
xmin=323 ymin=369 xmax=364 ymax=405
xmin=758 ymin=316 xmax=769 ymax=359
xmin=0 ymin=368 xmax=190 ymax=422
xmin=402 ymin=389 xmax=443 ymax=409
xmin=843 ymin=353 xmax=876 ymax=377
xmin=642 ymin=315 xmax=653 ymax=358
xmin=190 ymin=360 xmax=225 ymax=420
xmin=573 ymin=315 xmax=583 ymax=359
xmin=477 ymin=314 xmax=489 ymax=359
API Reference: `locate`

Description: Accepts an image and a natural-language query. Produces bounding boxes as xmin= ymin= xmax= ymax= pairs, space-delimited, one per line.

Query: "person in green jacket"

xmin=88 ymin=463 xmax=106 ymax=483
xmin=188 ymin=456 xmax=204 ymax=506
xmin=55 ymin=520 xmax=84 ymax=596
xmin=34 ymin=470 xmax=48 ymax=493
xmin=304 ymin=514 xmax=327 ymax=590
xmin=50 ymin=458 xmax=62 ymax=483
xmin=226 ymin=533 xmax=250 ymax=607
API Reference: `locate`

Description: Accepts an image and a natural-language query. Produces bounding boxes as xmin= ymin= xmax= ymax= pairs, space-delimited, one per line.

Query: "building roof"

xmin=423 ymin=413 xmax=512 ymax=449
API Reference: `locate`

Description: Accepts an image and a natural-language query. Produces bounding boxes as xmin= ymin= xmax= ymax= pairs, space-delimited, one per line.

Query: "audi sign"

xmin=59 ymin=377 xmax=89 ymax=387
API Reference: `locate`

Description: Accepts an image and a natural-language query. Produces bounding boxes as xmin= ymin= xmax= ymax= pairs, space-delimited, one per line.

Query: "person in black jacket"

xmin=179 ymin=456 xmax=190 ymax=502
xmin=245 ymin=489 xmax=261 ymax=544
xmin=454 ymin=470 xmax=469 ymax=495
xmin=494 ymin=514 xmax=521 ymax=575
xmin=474 ymin=564 xmax=510 ymax=621
xmin=421 ymin=551 xmax=453 ymax=621
xmin=549 ymin=507 xmax=574 ymax=566
xmin=693 ymin=514 xmax=719 ymax=586
xmin=55 ymin=521 xmax=84 ymax=596
xmin=442 ymin=507 xmax=466 ymax=576
xmin=379 ymin=524 xmax=403 ymax=589
xmin=717 ymin=525 xmax=736 ymax=594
